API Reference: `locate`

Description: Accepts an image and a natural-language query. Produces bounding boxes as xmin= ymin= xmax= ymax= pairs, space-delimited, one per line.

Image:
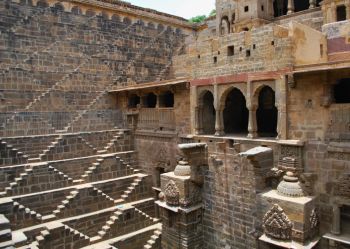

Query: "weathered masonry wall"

xmin=173 ymin=23 xmax=293 ymax=79
xmin=287 ymin=70 xmax=350 ymax=244
xmin=0 ymin=0 xmax=190 ymax=137
xmin=189 ymin=137 xmax=277 ymax=249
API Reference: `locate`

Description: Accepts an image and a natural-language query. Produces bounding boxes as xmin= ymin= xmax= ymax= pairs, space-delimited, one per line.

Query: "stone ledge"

xmin=155 ymin=200 xmax=202 ymax=214
xmin=323 ymin=232 xmax=350 ymax=245
xmin=259 ymin=234 xmax=320 ymax=249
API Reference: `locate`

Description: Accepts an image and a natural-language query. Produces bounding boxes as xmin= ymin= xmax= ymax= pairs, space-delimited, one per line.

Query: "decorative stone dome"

xmin=174 ymin=160 xmax=191 ymax=176
xmin=277 ymin=171 xmax=304 ymax=197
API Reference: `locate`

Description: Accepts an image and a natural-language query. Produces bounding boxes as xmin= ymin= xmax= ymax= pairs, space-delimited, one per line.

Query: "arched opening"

xmin=273 ymin=0 xmax=288 ymax=17
xmin=37 ymin=0 xmax=48 ymax=8
xmin=111 ymin=14 xmax=120 ymax=22
xmin=101 ymin=12 xmax=109 ymax=20
xmin=337 ymin=5 xmax=347 ymax=22
xmin=166 ymin=26 xmax=173 ymax=33
xmin=123 ymin=17 xmax=132 ymax=25
xmin=257 ymin=86 xmax=278 ymax=137
xmin=128 ymin=94 xmax=140 ymax=108
xmin=53 ymin=2 xmax=64 ymax=12
xmin=159 ymin=91 xmax=174 ymax=108
xmin=71 ymin=6 xmax=82 ymax=15
xmin=20 ymin=0 xmax=33 ymax=6
xmin=223 ymin=89 xmax=248 ymax=134
xmin=334 ymin=79 xmax=350 ymax=103
xmin=145 ymin=93 xmax=157 ymax=108
xmin=295 ymin=0 xmax=309 ymax=12
xmin=220 ymin=16 xmax=230 ymax=35
xmin=201 ymin=91 xmax=215 ymax=134
xmin=85 ymin=9 xmax=95 ymax=17
xmin=341 ymin=205 xmax=350 ymax=233
xmin=157 ymin=24 xmax=164 ymax=32
xmin=316 ymin=0 xmax=322 ymax=7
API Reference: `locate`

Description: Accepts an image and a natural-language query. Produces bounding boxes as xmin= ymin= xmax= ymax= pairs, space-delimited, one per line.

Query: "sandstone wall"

xmin=0 ymin=0 xmax=189 ymax=136
xmin=173 ymin=23 xmax=293 ymax=79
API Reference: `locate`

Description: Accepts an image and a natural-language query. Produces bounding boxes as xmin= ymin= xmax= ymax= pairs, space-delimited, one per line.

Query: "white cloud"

xmin=126 ymin=0 xmax=215 ymax=19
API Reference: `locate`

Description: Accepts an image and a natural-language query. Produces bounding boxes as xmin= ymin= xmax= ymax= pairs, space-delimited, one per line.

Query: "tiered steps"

xmin=143 ymin=229 xmax=162 ymax=249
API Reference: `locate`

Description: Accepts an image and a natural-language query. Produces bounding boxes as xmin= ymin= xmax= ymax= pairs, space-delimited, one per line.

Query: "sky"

xmin=127 ymin=0 xmax=216 ymax=19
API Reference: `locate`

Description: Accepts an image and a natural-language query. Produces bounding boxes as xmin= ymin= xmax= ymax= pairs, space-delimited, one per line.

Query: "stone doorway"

xmin=223 ymin=88 xmax=248 ymax=135
xmin=273 ymin=0 xmax=288 ymax=17
xmin=334 ymin=78 xmax=350 ymax=103
xmin=201 ymin=91 xmax=216 ymax=134
xmin=295 ymin=0 xmax=309 ymax=12
xmin=257 ymin=86 xmax=278 ymax=137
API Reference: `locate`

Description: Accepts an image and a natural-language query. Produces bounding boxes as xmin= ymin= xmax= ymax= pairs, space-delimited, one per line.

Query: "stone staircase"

xmin=0 ymin=139 xmax=28 ymax=166
xmin=135 ymin=208 xmax=159 ymax=224
xmin=143 ymin=229 xmax=162 ymax=249
xmin=0 ymin=214 xmax=14 ymax=249
xmin=81 ymin=156 xmax=106 ymax=181
xmin=52 ymin=190 xmax=80 ymax=217
xmin=0 ymin=0 xmax=188 ymax=247
xmin=61 ymin=89 xmax=115 ymax=133
xmin=38 ymin=135 xmax=63 ymax=161
xmin=121 ymin=175 xmax=145 ymax=202
xmin=12 ymin=201 xmax=43 ymax=221
xmin=98 ymin=130 xmax=128 ymax=154
xmin=95 ymin=210 xmax=123 ymax=240
xmin=1 ymin=165 xmax=73 ymax=197
xmin=155 ymin=43 xmax=186 ymax=82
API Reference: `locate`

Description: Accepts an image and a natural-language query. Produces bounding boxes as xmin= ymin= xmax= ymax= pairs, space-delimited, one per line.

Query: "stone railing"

xmin=137 ymin=108 xmax=175 ymax=131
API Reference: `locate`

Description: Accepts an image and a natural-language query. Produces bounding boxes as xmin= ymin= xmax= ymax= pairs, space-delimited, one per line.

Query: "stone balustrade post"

xmin=346 ymin=1 xmax=350 ymax=20
xmin=215 ymin=108 xmax=224 ymax=136
xmin=288 ymin=0 xmax=295 ymax=14
xmin=247 ymin=105 xmax=258 ymax=139
xmin=331 ymin=204 xmax=341 ymax=235
xmin=309 ymin=0 xmax=316 ymax=9
xmin=194 ymin=105 xmax=203 ymax=135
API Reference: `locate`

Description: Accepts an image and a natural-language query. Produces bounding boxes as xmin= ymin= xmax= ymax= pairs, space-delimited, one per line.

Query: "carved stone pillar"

xmin=276 ymin=76 xmax=288 ymax=140
xmin=346 ymin=1 xmax=350 ymax=20
xmin=331 ymin=2 xmax=337 ymax=22
xmin=321 ymin=73 xmax=332 ymax=107
xmin=247 ymin=105 xmax=258 ymax=139
xmin=215 ymin=108 xmax=224 ymax=136
xmin=309 ymin=0 xmax=316 ymax=9
xmin=287 ymin=0 xmax=295 ymax=14
xmin=194 ymin=106 xmax=200 ymax=135
xmin=331 ymin=204 xmax=341 ymax=235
